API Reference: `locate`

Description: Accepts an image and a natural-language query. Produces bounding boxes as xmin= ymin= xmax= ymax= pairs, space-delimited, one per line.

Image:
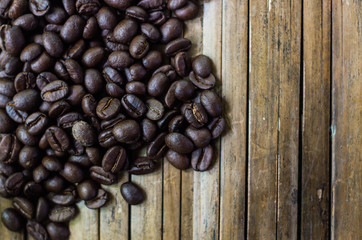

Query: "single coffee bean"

xmin=64 ymin=59 xmax=84 ymax=84
xmin=153 ymin=64 xmax=177 ymax=81
xmin=146 ymin=133 xmax=167 ymax=160
xmin=167 ymin=0 xmax=188 ymax=10
xmin=207 ymin=116 xmax=226 ymax=139
xmin=165 ymin=133 xmax=194 ymax=154
xmin=125 ymin=81 xmax=146 ymax=96
xmin=129 ymin=35 xmax=149 ymax=59
xmin=89 ymin=166 xmax=116 ymax=185
xmin=42 ymin=156 xmax=62 ymax=172
xmin=192 ymin=55 xmax=212 ymax=78
xmin=0 ymin=174 xmax=9 ymax=197
xmin=121 ymin=94 xmax=146 ymax=118
xmin=0 ymin=134 xmax=22 ymax=164
xmin=1 ymin=208 xmax=24 ymax=232
xmin=166 ymin=149 xmax=190 ymax=170
xmin=146 ymin=98 xmax=164 ymax=121
xmin=45 ymin=6 xmax=68 ymax=24
xmin=85 ymin=147 xmax=101 ymax=165
xmin=42 ymin=31 xmax=64 ymax=58
xmin=48 ymin=186 xmax=77 ymax=206
xmin=148 ymin=10 xmax=168 ymax=25
xmin=5 ymin=172 xmax=24 ymax=195
xmin=147 ymin=72 xmax=169 ymax=97
xmin=142 ymin=50 xmax=163 ymax=70
xmin=72 ymin=121 xmax=97 ymax=147
xmin=129 ymin=157 xmax=156 ymax=175
xmin=182 ymin=102 xmax=208 ymax=128
xmin=12 ymin=89 xmax=40 ymax=111
xmin=106 ymin=82 xmax=125 ymax=98
xmin=96 ymin=97 xmax=121 ymax=120
xmin=36 ymin=72 xmax=58 ymax=90
xmin=14 ymin=72 xmax=36 ymax=92
xmin=46 ymin=126 xmax=70 ymax=152
xmin=0 ymin=94 xmax=11 ymax=109
xmin=60 ymin=15 xmax=86 ymax=43
xmin=0 ymin=78 xmax=15 ymax=97
xmin=81 ymin=94 xmax=97 ymax=117
xmin=174 ymin=80 xmax=195 ymax=101
xmin=41 ymin=80 xmax=69 ymax=102
xmin=84 ymin=68 xmax=104 ymax=94
xmin=141 ymin=118 xmax=158 ymax=143
xmin=157 ymin=110 xmax=178 ymax=130
xmin=85 ymin=188 xmax=108 ymax=209
xmin=57 ymin=112 xmax=83 ymax=129
xmin=47 ymin=222 xmax=70 ymax=240
xmin=76 ymin=0 xmax=100 ymax=15
xmin=200 ymin=90 xmax=222 ymax=117
xmin=33 ymin=165 xmax=50 ymax=183
xmin=0 ymin=109 xmax=14 ymax=133
xmin=12 ymin=197 xmax=34 ymax=219
xmin=102 ymin=66 xmax=124 ymax=85
xmin=77 ymin=180 xmax=98 ymax=201
xmin=44 ymin=175 xmax=65 ymax=193
xmin=165 ymin=38 xmax=192 ymax=56
xmin=96 ymin=6 xmax=118 ymax=30
xmin=108 ymin=51 xmax=135 ymax=69
xmin=27 ymin=220 xmax=49 ymax=240
xmin=100 ymin=114 xmax=126 ymax=130
xmin=68 ymin=155 xmax=92 ymax=167
xmin=121 ymin=182 xmax=144 ymax=205
xmin=113 ymin=19 xmax=138 ymax=44
xmin=103 ymin=0 xmax=133 ymax=10
xmin=23 ymin=181 xmax=43 ymax=199
xmin=16 ymin=124 xmax=38 ymax=146
xmin=191 ymin=145 xmax=213 ymax=171
xmin=189 ymin=71 xmax=216 ymax=90
xmin=173 ymin=51 xmax=191 ymax=77
xmin=126 ymin=6 xmax=148 ymax=22
xmin=168 ymin=115 xmax=187 ymax=133
xmin=98 ymin=129 xmax=117 ymax=148
xmin=140 ymin=23 xmax=161 ymax=43
xmin=49 ymin=205 xmax=77 ymax=222
xmin=48 ymin=101 xmax=71 ymax=118
xmin=7 ymin=0 xmax=27 ymax=20
xmin=25 ymin=112 xmax=48 ymax=135
xmin=29 ymin=0 xmax=50 ymax=16
xmin=1 ymin=25 xmax=25 ymax=56
xmin=13 ymin=14 xmax=39 ymax=31
xmin=160 ymin=18 xmax=183 ymax=43
xmin=6 ymin=101 xmax=28 ymax=123
xmin=82 ymin=47 xmax=105 ymax=68
xmin=18 ymin=146 xmax=40 ymax=169
xmin=113 ymin=120 xmax=141 ymax=144
xmin=185 ymin=126 xmax=212 ymax=148
xmin=0 ymin=162 xmax=15 ymax=177
xmin=61 ymin=162 xmax=84 ymax=184
xmin=30 ymin=52 xmax=55 ymax=73
xmin=35 ymin=197 xmax=49 ymax=222
xmin=102 ymin=146 xmax=127 ymax=174
xmin=174 ymin=1 xmax=199 ymax=20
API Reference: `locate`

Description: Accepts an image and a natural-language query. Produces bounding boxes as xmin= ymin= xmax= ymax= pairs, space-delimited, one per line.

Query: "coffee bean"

xmin=13 ymin=89 xmax=40 ymax=111
xmin=200 ymin=90 xmax=222 ymax=117
xmin=165 ymin=133 xmax=194 ymax=154
xmin=98 ymin=129 xmax=117 ymax=148
xmin=12 ymin=196 xmax=34 ymax=219
xmin=14 ymin=72 xmax=36 ymax=92
xmin=42 ymin=156 xmax=62 ymax=172
xmin=16 ymin=124 xmax=38 ymax=146
xmin=6 ymin=101 xmax=28 ymax=123
xmin=142 ymin=50 xmax=162 ymax=70
xmin=207 ymin=116 xmax=226 ymax=139
xmin=1 ymin=25 xmax=25 ymax=56
xmin=44 ymin=175 xmax=65 ymax=193
xmin=29 ymin=0 xmax=50 ymax=16
xmin=61 ymin=162 xmax=84 ymax=183
xmin=43 ymin=32 xmax=64 ymax=57
xmin=129 ymin=35 xmax=149 ymax=59
xmin=49 ymin=186 xmax=77 ymax=207
xmin=106 ymin=82 xmax=125 ymax=98
xmin=102 ymin=146 xmax=127 ymax=174
xmin=146 ymin=99 xmax=164 ymax=121
xmin=140 ymin=23 xmax=161 ymax=43
xmin=174 ymin=79 xmax=195 ymax=101
xmin=120 ymin=182 xmax=143 ymax=205
xmin=113 ymin=120 xmax=141 ymax=144
xmin=165 ymin=38 xmax=192 ymax=56
xmin=60 ymin=15 xmax=85 ymax=43
xmin=48 ymin=101 xmax=71 ymax=118
xmin=23 ymin=181 xmax=43 ymax=200
xmin=0 ymin=78 xmax=15 ymax=97
xmin=1 ymin=208 xmax=24 ymax=232
xmin=25 ymin=112 xmax=48 ymax=135
xmin=45 ymin=6 xmax=68 ymax=24
xmin=96 ymin=6 xmax=118 ymax=30
xmin=113 ymin=19 xmax=138 ymax=44
xmin=85 ymin=188 xmax=108 ymax=209
xmin=189 ymin=71 xmax=216 ymax=90
xmin=72 ymin=121 xmax=97 ymax=147
xmin=168 ymin=115 xmax=187 ymax=133
xmin=65 ymin=59 xmax=84 ymax=84
xmin=89 ymin=166 xmax=116 ymax=185
xmin=147 ymin=72 xmax=169 ymax=97
xmin=0 ymin=134 xmax=22 ymax=164
xmin=166 ymin=149 xmax=190 ymax=170
xmin=57 ymin=112 xmax=83 ymax=129
xmin=173 ymin=51 xmax=191 ymax=77
xmin=0 ymin=162 xmax=15 ymax=177
xmin=182 ymin=102 xmax=208 ymax=128
xmin=121 ymin=94 xmax=146 ymax=118
xmin=146 ymin=133 xmax=167 ymax=160
xmin=13 ymin=14 xmax=39 ymax=31
xmin=126 ymin=6 xmax=148 ymax=22
xmin=104 ymin=0 xmax=133 ymax=10
xmin=141 ymin=118 xmax=157 ymax=143
xmin=103 ymin=66 xmax=125 ymax=85
xmin=36 ymin=72 xmax=58 ymax=90
xmin=167 ymin=0 xmax=188 ymax=10
xmin=19 ymin=146 xmax=40 ymax=169
xmin=77 ymin=180 xmax=98 ymax=201
xmin=41 ymin=80 xmax=69 ymax=102
xmin=160 ymin=18 xmax=183 ymax=43
xmin=46 ymin=126 xmax=70 ymax=152
xmin=30 ymin=52 xmax=55 ymax=73
xmin=49 ymin=205 xmax=77 ymax=222
xmin=157 ymin=110 xmax=178 ymax=130
xmin=191 ymin=145 xmax=213 ymax=171
xmin=27 ymin=220 xmax=49 ymax=240
xmin=35 ymin=197 xmax=49 ymax=222
xmin=175 ymin=1 xmax=199 ymax=20
xmin=108 ymin=51 xmax=135 ymax=69
xmin=0 ymin=109 xmax=14 ymax=133
xmin=96 ymin=97 xmax=121 ymax=120
xmin=185 ymin=126 xmax=212 ymax=148
xmin=47 ymin=222 xmax=70 ymax=240
xmin=82 ymin=47 xmax=105 ymax=68
xmin=129 ymin=157 xmax=156 ymax=175
xmin=76 ymin=0 xmax=100 ymax=15
xmin=33 ymin=165 xmax=50 ymax=183
xmin=125 ymin=81 xmax=146 ymax=96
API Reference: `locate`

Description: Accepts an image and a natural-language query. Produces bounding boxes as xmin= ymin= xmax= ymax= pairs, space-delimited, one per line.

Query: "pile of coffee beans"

xmin=0 ymin=0 xmax=226 ymax=239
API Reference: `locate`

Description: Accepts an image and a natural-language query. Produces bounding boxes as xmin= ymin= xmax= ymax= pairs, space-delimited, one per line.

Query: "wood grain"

xmin=70 ymin=203 xmax=99 ymax=240
xmin=0 ymin=198 xmax=23 ymax=240
xmin=331 ymin=0 xmax=362 ymax=239
xmin=219 ymin=0 xmax=248 ymax=239
xmin=100 ymin=174 xmax=129 ymax=240
xmin=301 ymin=0 xmax=331 ymax=239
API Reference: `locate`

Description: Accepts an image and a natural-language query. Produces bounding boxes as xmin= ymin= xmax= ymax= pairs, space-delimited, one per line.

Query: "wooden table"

xmin=1 ymin=0 xmax=361 ymax=239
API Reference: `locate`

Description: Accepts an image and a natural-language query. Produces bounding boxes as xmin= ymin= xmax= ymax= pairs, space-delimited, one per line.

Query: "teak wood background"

xmin=1 ymin=0 xmax=361 ymax=239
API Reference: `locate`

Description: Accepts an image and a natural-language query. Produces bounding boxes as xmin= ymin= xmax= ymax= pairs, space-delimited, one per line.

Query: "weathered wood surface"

xmin=1 ymin=1 xmax=362 ymax=239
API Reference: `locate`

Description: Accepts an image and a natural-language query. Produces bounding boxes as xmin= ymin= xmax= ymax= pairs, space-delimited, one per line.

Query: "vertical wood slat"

xmin=0 ymin=198 xmax=24 ymax=240
xmin=219 ymin=0 xmax=248 ymax=239
xmin=331 ymin=0 xmax=362 ymax=239
xmin=100 ymin=175 xmax=129 ymax=240
xmin=248 ymin=0 xmax=301 ymax=239
xmin=69 ymin=203 xmax=99 ymax=240
xmin=301 ymin=0 xmax=331 ymax=239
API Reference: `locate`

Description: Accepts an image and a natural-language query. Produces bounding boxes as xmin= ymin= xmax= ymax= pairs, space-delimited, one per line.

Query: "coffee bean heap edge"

xmin=0 ymin=0 xmax=226 ymax=239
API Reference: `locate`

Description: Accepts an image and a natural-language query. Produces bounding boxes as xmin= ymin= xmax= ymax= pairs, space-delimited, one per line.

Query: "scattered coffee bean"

xmin=121 ymin=182 xmax=144 ymax=205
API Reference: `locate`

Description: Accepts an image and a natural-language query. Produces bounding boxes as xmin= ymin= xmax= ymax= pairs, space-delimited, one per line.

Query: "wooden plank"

xmin=219 ymin=0 xmax=248 ymax=239
xmin=162 ymin=161 xmax=180 ymax=239
xmin=99 ymin=173 xmax=129 ymax=240
xmin=70 ymin=203 xmax=99 ymax=240
xmin=191 ymin=1 xmax=222 ymax=239
xmin=180 ymin=4 xmax=203 ymax=239
xmin=131 ymin=164 xmax=162 ymax=239
xmin=0 ymin=198 xmax=24 ymax=240
xmin=301 ymin=0 xmax=331 ymax=239
xmin=248 ymin=0 xmax=301 ymax=239
xmin=331 ymin=0 xmax=362 ymax=239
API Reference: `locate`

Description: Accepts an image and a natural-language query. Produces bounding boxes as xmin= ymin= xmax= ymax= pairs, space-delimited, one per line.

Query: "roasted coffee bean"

xmin=100 ymin=114 xmax=126 ymax=130
xmin=146 ymin=98 xmax=164 ymax=121
xmin=125 ymin=63 xmax=147 ymax=82
xmin=46 ymin=126 xmax=70 ymax=152
xmin=33 ymin=165 xmax=50 ymax=183
xmin=157 ymin=110 xmax=178 ymax=130
xmin=175 ymin=1 xmax=199 ymax=20
xmin=85 ymin=147 xmax=101 ymax=165
xmin=0 ymin=94 xmax=11 ymax=109
xmin=126 ymin=6 xmax=148 ymax=22
xmin=29 ymin=0 xmax=50 ymax=16
xmin=0 ymin=174 xmax=9 ymax=197
xmin=200 ymin=90 xmax=222 ymax=117
xmin=125 ymin=81 xmax=146 ymax=96
xmin=102 ymin=146 xmax=127 ymax=174
xmin=191 ymin=145 xmax=213 ymax=171
xmin=85 ymin=188 xmax=108 ymax=209
xmin=160 ymin=18 xmax=183 ymax=43
xmin=140 ymin=23 xmax=161 ymax=43
xmin=84 ymin=68 xmax=104 ymax=94
xmin=142 ymin=50 xmax=162 ymax=70
xmin=42 ymin=156 xmax=62 ymax=172
xmin=76 ymin=0 xmax=100 ymax=15
xmin=0 ymin=134 xmax=22 ymax=164
xmin=0 ymin=162 xmax=15 ymax=177
xmin=182 ymin=102 xmax=208 ymax=128
xmin=173 ymin=51 xmax=191 ymax=77
xmin=20 ymin=43 xmax=42 ymax=62
xmin=189 ymin=71 xmax=216 ymax=90
xmin=27 ymin=220 xmax=49 ymax=240
xmin=13 ymin=14 xmax=39 ymax=31
xmin=47 ymin=222 xmax=70 ymax=240
xmin=102 ymin=66 xmax=124 ymax=85
xmin=153 ymin=64 xmax=177 ymax=81
xmin=141 ymin=118 xmax=157 ymax=143
xmin=35 ymin=197 xmax=49 ymax=222
xmin=113 ymin=19 xmax=138 ymax=44
xmin=0 ymin=78 xmax=15 ymax=97
xmin=192 ymin=55 xmax=212 ymax=78
xmin=174 ymin=79 xmax=194 ymax=101
xmin=61 ymin=162 xmax=84 ymax=183
xmin=49 ymin=186 xmax=77 ymax=206
xmin=1 ymin=25 xmax=25 ymax=56
xmin=104 ymin=0 xmax=133 ymax=10
xmin=148 ymin=10 xmax=168 ymax=26
xmin=81 ymin=94 xmax=97 ymax=117
xmin=108 ymin=51 xmax=135 ymax=69
xmin=16 ymin=125 xmax=38 ymax=146
xmin=147 ymin=72 xmax=169 ymax=97
xmin=5 ymin=172 xmax=24 ymax=195
xmin=1 ymin=208 xmax=24 ymax=232
xmin=113 ymin=120 xmax=141 ymax=144
xmin=167 ymin=0 xmax=188 ymax=10
xmin=66 ymin=84 xmax=86 ymax=106
xmin=25 ymin=112 xmax=48 ymax=135
xmin=168 ymin=115 xmax=186 ymax=133
xmin=89 ymin=166 xmax=116 ymax=185
xmin=66 ymin=39 xmax=87 ymax=59
xmin=146 ymin=133 xmax=167 ymax=160
xmin=68 ymin=155 xmax=92 ymax=167
xmin=207 ymin=116 xmax=226 ymax=139
xmin=6 ymin=0 xmax=28 ymax=20
xmin=77 ymin=180 xmax=98 ymax=201
xmin=165 ymin=38 xmax=192 ymax=56
xmin=129 ymin=157 xmax=156 ymax=175
xmin=6 ymin=101 xmax=28 ymax=123
xmin=41 ymin=80 xmax=69 ymax=102
xmin=121 ymin=94 xmax=146 ymax=118
xmin=120 ymin=182 xmax=143 ymax=205
xmin=44 ymin=175 xmax=65 ymax=193
xmin=185 ymin=126 xmax=211 ymax=148
xmin=48 ymin=101 xmax=71 ymax=118
xmin=72 ymin=121 xmax=97 ymax=147
xmin=60 ymin=15 xmax=86 ymax=43
xmin=43 ymin=32 xmax=64 ymax=58
xmin=165 ymin=133 xmax=194 ymax=154
xmin=12 ymin=197 xmax=34 ymax=219
xmin=0 ymin=109 xmax=14 ymax=133
xmin=14 ymin=72 xmax=36 ymax=92
xmin=23 ymin=181 xmax=43 ymax=199
xmin=19 ymin=146 xmax=40 ymax=169
xmin=45 ymin=6 xmax=68 ymax=24
xmin=64 ymin=59 xmax=84 ymax=84
xmin=96 ymin=97 xmax=121 ymax=120
xmin=98 ymin=129 xmax=117 ymax=148
xmin=30 ymin=52 xmax=55 ymax=73
xmin=36 ymin=72 xmax=57 ymax=90
xmin=106 ymin=82 xmax=125 ymax=98
xmin=96 ymin=6 xmax=118 ymax=30
xmin=166 ymin=149 xmax=190 ymax=170
xmin=13 ymin=89 xmax=40 ymax=111
xmin=129 ymin=35 xmax=149 ymax=59
xmin=49 ymin=205 xmax=77 ymax=222
xmin=82 ymin=47 xmax=105 ymax=68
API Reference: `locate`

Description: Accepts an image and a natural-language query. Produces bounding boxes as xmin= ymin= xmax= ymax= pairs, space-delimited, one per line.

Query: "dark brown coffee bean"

xmin=0 ymin=94 xmax=11 ymax=109
xmin=108 ymin=51 xmax=134 ymax=69
xmin=160 ymin=18 xmax=183 ymax=43
xmin=42 ymin=156 xmax=62 ymax=172
xmin=146 ymin=99 xmax=164 ymax=121
xmin=66 ymin=84 xmax=86 ymax=106
xmin=207 ymin=116 xmax=226 ymax=139
xmin=82 ymin=47 xmax=105 ymax=68
xmin=83 ymin=69 xmax=103 ymax=94
xmin=85 ymin=188 xmax=108 ymax=209
xmin=167 ymin=0 xmax=188 ymax=10
xmin=96 ymin=6 xmax=118 ymax=30
xmin=191 ymin=145 xmax=213 ymax=171
xmin=185 ymin=126 xmax=211 ymax=148
xmin=102 ymin=146 xmax=127 ymax=174
xmin=126 ymin=6 xmax=148 ymax=22
xmin=182 ymin=102 xmax=208 ymax=128
xmin=41 ymin=80 xmax=69 ymax=102
xmin=148 ymin=10 xmax=168 ymax=26
xmin=106 ymin=82 xmax=125 ymax=98
xmin=42 ymin=32 xmax=64 ymax=58
xmin=49 ymin=205 xmax=77 ymax=222
xmin=57 ymin=112 xmax=83 ymax=129
xmin=64 ymin=59 xmax=84 ymax=84
xmin=168 ymin=115 xmax=187 ymax=133
xmin=25 ymin=112 xmax=48 ymax=135
xmin=13 ymin=89 xmax=40 ymax=111
xmin=113 ymin=19 xmax=138 ymax=44
xmin=140 ymin=23 xmax=161 ymax=43
xmin=0 ymin=134 xmax=21 ymax=164
xmin=18 ymin=146 xmax=40 ymax=169
xmin=165 ymin=133 xmax=194 ymax=154
xmin=5 ymin=172 xmax=24 ymax=195
xmin=129 ymin=35 xmax=149 ymax=59
xmin=0 ymin=162 xmax=15 ymax=177
xmin=71 ymin=121 xmax=97 ymax=147
xmin=121 ymin=181 xmax=144 ymax=205
xmin=77 ymin=180 xmax=98 ymax=201
xmin=85 ymin=147 xmax=101 ymax=165
xmin=12 ymin=197 xmax=34 ymax=219
xmin=14 ymin=72 xmax=36 ymax=93
xmin=166 ymin=149 xmax=190 ymax=170
xmin=30 ymin=52 xmax=55 ymax=73
xmin=81 ymin=94 xmax=97 ymax=117
xmin=0 ymin=109 xmax=14 ymax=133
xmin=49 ymin=186 xmax=77 ymax=206
xmin=100 ymin=114 xmax=126 ymax=130
xmin=0 ymin=25 xmax=25 ymax=56
xmin=200 ymin=90 xmax=222 ymax=117
xmin=129 ymin=157 xmax=156 ymax=175
xmin=76 ymin=0 xmax=100 ymax=15
xmin=20 ymin=43 xmax=42 ymax=63
xmin=147 ymin=72 xmax=169 ymax=97
xmin=102 ymin=67 xmax=124 ymax=85
xmin=125 ymin=81 xmax=146 ymax=96
xmin=34 ymin=197 xmax=49 ymax=222
xmin=83 ymin=17 xmax=99 ymax=39
xmin=121 ymin=94 xmax=146 ymax=118
xmin=104 ymin=0 xmax=133 ymax=10
xmin=65 ymin=39 xmax=86 ymax=59
xmin=60 ymin=15 xmax=86 ymax=43
xmin=89 ymin=166 xmax=116 ymax=185
xmin=36 ymin=72 xmax=57 ymax=90
xmin=154 ymin=65 xmax=177 ymax=81
xmin=146 ymin=132 xmax=167 ymax=160
xmin=33 ymin=165 xmax=50 ymax=183
xmin=45 ymin=6 xmax=67 ymax=24
xmin=98 ymin=129 xmax=117 ymax=148
xmin=175 ymin=1 xmax=199 ymax=20
xmin=61 ymin=162 xmax=84 ymax=183
xmin=142 ymin=50 xmax=162 ymax=70
xmin=1 ymin=208 xmax=24 ymax=232
xmin=48 ymin=101 xmax=70 ymax=118
xmin=45 ymin=126 xmax=70 ymax=152
xmin=173 ymin=51 xmax=191 ymax=77
xmin=189 ymin=71 xmax=216 ymax=90
xmin=125 ymin=63 xmax=148 ymax=82
xmin=192 ymin=55 xmax=212 ymax=78
xmin=96 ymin=97 xmax=121 ymax=120
xmin=27 ymin=220 xmax=49 ymax=240
xmin=165 ymin=38 xmax=192 ymax=56
xmin=157 ymin=110 xmax=178 ymax=130
xmin=113 ymin=119 xmax=140 ymax=144
xmin=6 ymin=0 xmax=27 ymax=20
xmin=47 ymin=222 xmax=70 ymax=240
xmin=174 ymin=79 xmax=195 ymax=101
xmin=13 ymin=14 xmax=39 ymax=31
xmin=44 ymin=175 xmax=65 ymax=193
xmin=29 ymin=0 xmax=50 ymax=16
xmin=6 ymin=101 xmax=28 ymax=123
xmin=23 ymin=181 xmax=43 ymax=200
xmin=0 ymin=78 xmax=15 ymax=97
xmin=140 ymin=119 xmax=156 ymax=143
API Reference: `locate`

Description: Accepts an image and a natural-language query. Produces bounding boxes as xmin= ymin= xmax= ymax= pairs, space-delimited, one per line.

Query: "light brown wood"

xmin=331 ymin=0 xmax=362 ymax=239
xmin=219 ymin=0 xmax=248 ymax=239
xmin=70 ymin=203 xmax=99 ymax=240
xmin=301 ymin=0 xmax=331 ymax=239
xmin=0 ymin=198 xmax=23 ymax=240
xmin=100 ymin=174 xmax=129 ymax=240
